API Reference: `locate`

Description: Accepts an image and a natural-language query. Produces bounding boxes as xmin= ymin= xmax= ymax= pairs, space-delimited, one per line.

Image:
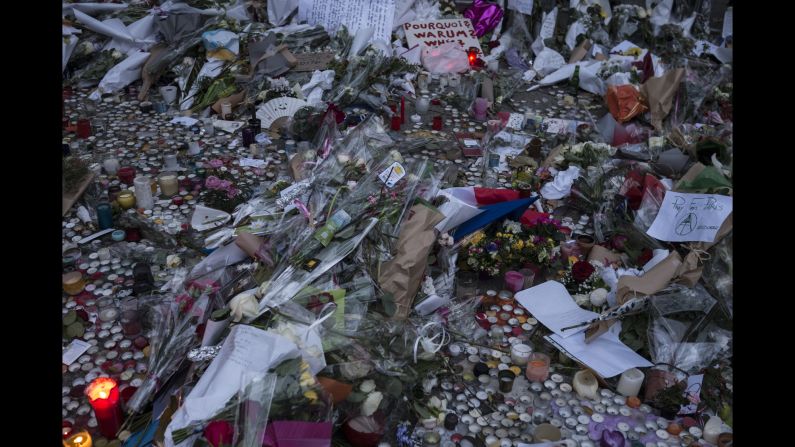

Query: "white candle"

xmin=416 ymin=96 xmax=430 ymax=114
xmin=133 ymin=176 xmax=154 ymax=210
xmin=573 ymin=370 xmax=599 ymax=400
xmin=103 ymin=158 xmax=120 ymax=175
xmin=616 ymin=368 xmax=645 ymax=397
xmin=510 ymin=344 xmax=532 ymax=366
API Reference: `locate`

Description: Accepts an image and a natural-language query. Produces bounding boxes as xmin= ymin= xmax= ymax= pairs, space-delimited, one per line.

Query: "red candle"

xmin=432 ymin=116 xmax=443 ymax=131
xmin=76 ymin=119 xmax=92 ymax=139
xmin=390 ymin=115 xmax=402 ymax=131
xmin=85 ymin=377 xmax=123 ymax=439
xmin=400 ymin=96 xmax=405 ymax=124
xmin=172 ymin=196 xmax=184 ymax=206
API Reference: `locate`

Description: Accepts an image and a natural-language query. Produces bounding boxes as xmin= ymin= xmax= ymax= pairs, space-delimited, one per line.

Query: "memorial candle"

xmin=85 ymin=377 xmax=123 ymax=439
xmin=63 ymin=430 xmax=92 ymax=447
xmin=616 ymin=368 xmax=645 ymax=397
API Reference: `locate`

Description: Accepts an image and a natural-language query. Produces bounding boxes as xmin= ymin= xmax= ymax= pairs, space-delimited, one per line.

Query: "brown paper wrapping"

xmin=235 ymin=232 xmax=265 ymax=259
xmin=639 ymin=68 xmax=685 ymax=131
xmin=541 ymin=144 xmax=567 ymax=168
xmin=138 ymin=43 xmax=169 ymax=101
xmin=616 ymin=251 xmax=682 ymax=305
xmin=289 ymin=152 xmax=307 ymax=180
xmin=378 ymin=203 xmax=444 ymax=320
xmin=317 ymin=377 xmax=353 ymax=404
xmin=675 ymin=162 xmax=706 ymax=189
xmin=568 ymin=39 xmax=593 ymax=64
xmin=575 ymin=236 xmax=595 ymax=257
xmin=587 ymin=245 xmax=622 ymax=265
xmin=211 ymin=91 xmax=246 ymax=115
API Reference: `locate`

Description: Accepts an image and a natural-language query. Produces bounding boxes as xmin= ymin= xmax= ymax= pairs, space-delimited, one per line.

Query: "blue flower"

xmin=486 ymin=242 xmax=498 ymax=253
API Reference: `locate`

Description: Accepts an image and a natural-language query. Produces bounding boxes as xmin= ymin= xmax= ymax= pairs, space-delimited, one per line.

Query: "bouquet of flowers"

xmin=200 ymin=159 xmax=253 ymax=213
xmin=560 ymin=260 xmax=609 ymax=309
xmin=460 ymin=220 xmax=560 ymax=276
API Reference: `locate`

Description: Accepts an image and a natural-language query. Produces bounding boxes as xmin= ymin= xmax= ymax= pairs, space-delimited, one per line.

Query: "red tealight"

xmin=62 ymin=421 xmax=73 ymax=439
xmin=133 ymin=336 xmax=149 ymax=350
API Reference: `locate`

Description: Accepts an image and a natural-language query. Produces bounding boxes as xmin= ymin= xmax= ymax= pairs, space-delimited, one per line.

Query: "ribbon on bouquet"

xmin=413 ymin=321 xmax=450 ymax=364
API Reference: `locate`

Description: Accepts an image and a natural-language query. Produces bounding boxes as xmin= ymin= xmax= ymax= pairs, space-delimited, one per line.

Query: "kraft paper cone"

xmin=211 ymin=91 xmax=245 ymax=115
xmin=616 ymin=251 xmax=682 ymax=305
xmin=379 ymin=203 xmax=445 ymax=320
xmin=541 ymin=144 xmax=567 ymax=168
xmin=235 ymin=232 xmax=265 ymax=259
xmin=587 ymin=245 xmax=622 ymax=265
xmin=640 ymin=68 xmax=685 ymax=131
xmin=317 ymin=377 xmax=353 ymax=404
xmin=568 ymin=39 xmax=593 ymax=64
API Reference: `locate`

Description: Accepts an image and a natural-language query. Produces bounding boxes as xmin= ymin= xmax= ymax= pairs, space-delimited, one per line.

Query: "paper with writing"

xmin=508 ymin=0 xmax=534 ymax=15
xmin=646 ymin=192 xmax=732 ymax=242
xmin=514 ymin=281 xmax=599 ymax=338
xmin=378 ymin=161 xmax=406 ymax=188
xmin=63 ymin=339 xmax=92 ymax=365
xmin=164 ymin=325 xmax=299 ymax=447
xmin=680 ymin=373 xmax=704 ymax=415
xmin=298 ymin=0 xmax=395 ymax=44
xmin=404 ymin=19 xmax=482 ymax=54
xmin=546 ymin=321 xmax=653 ymax=378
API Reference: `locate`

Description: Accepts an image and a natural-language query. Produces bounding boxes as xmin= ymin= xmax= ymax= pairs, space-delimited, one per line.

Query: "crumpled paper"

xmin=379 ymin=203 xmax=445 ymax=320
xmin=541 ymin=166 xmax=581 ymax=199
xmin=88 ymin=51 xmax=150 ymax=101
xmin=301 ymin=70 xmax=336 ymax=107
xmin=639 ymin=68 xmax=685 ymax=131
xmin=464 ymin=0 xmax=504 ymax=37
xmin=533 ymin=47 xmax=565 ymax=77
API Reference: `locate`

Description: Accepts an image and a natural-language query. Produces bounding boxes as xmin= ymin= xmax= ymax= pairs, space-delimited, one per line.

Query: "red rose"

xmin=203 ymin=420 xmax=234 ymax=447
xmin=637 ymin=248 xmax=653 ymax=266
xmin=571 ymin=261 xmax=595 ymax=283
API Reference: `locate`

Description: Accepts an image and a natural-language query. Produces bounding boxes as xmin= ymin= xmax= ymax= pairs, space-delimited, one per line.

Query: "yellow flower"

xmin=625 ymin=47 xmax=642 ymax=57
xmin=299 ymin=371 xmax=315 ymax=388
xmin=470 ymin=232 xmax=485 ymax=245
xmin=496 ymin=232 xmax=503 ymax=238
xmin=568 ymin=256 xmax=579 ymax=265
xmin=599 ymin=9 xmax=608 ymax=18
xmin=303 ymin=390 xmax=318 ymax=402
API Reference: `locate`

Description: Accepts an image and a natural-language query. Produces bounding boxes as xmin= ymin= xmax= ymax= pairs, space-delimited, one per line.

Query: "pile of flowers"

xmin=461 ymin=220 xmax=560 ymax=277
xmin=200 ymin=159 xmax=252 ymax=212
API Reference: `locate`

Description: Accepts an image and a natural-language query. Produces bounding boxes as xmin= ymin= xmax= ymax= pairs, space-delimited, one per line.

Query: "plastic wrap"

xmin=647 ymin=284 xmax=732 ymax=375
xmin=236 ymin=373 xmax=278 ymax=447
xmin=127 ymin=293 xmax=210 ymax=413
xmin=701 ymin=230 xmax=732 ymax=318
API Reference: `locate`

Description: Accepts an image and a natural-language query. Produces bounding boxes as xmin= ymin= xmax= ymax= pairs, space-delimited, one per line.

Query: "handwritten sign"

xmin=646 ymin=192 xmax=732 ymax=242
xmin=298 ymin=0 xmax=395 ymax=44
xmin=404 ymin=19 xmax=482 ymax=55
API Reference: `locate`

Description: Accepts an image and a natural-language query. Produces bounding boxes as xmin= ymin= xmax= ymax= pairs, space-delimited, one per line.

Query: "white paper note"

xmin=403 ymin=19 xmax=482 ymax=54
xmin=514 ymin=281 xmax=599 ymax=338
xmin=508 ymin=0 xmax=534 ymax=15
xmin=298 ymin=0 xmax=395 ymax=44
xmin=679 ymin=373 xmax=704 ymax=415
xmin=239 ymin=158 xmax=268 ymax=168
xmin=165 ymin=325 xmax=299 ymax=447
xmin=646 ymin=192 xmax=732 ymax=242
xmin=546 ymin=322 xmax=653 ymax=378
xmin=63 ymin=339 xmax=92 ymax=365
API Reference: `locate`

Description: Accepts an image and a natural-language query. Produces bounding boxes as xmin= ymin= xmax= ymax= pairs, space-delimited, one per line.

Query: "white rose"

xmin=590 ymin=288 xmax=608 ymax=307
xmin=166 ymin=255 xmax=182 ymax=268
xmin=337 ymin=154 xmax=351 ymax=164
xmin=573 ymin=294 xmax=590 ymax=307
xmin=359 ymin=379 xmax=376 ymax=393
xmin=111 ymin=50 xmax=123 ymax=59
xmin=361 ymin=391 xmax=383 ymax=416
xmin=228 ymin=291 xmax=260 ymax=322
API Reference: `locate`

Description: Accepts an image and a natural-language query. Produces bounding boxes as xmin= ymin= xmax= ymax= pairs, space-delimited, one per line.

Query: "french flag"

xmin=435 ymin=187 xmax=539 ymax=241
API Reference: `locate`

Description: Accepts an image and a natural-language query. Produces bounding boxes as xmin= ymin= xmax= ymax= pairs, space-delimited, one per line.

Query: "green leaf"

xmin=677 ymin=166 xmax=732 ymax=192
xmin=347 ymin=391 xmax=366 ymax=403
xmin=414 ymin=402 xmax=432 ymax=419
xmin=381 ymin=292 xmax=396 ymax=317
xmin=63 ymin=310 xmax=77 ymax=326
xmin=66 ymin=321 xmax=85 ymax=338
xmin=386 ymin=378 xmax=403 ymax=398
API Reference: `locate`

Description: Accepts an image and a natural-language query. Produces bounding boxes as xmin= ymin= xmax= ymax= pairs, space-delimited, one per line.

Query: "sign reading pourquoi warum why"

xmin=404 ymin=19 xmax=483 ymax=54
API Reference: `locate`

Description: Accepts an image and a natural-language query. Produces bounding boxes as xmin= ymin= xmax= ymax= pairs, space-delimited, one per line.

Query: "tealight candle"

xmin=158 ymin=173 xmax=179 ymax=197
xmin=63 ymin=430 xmax=92 ymax=447
xmin=616 ymin=368 xmax=645 ymax=397
xmin=510 ymin=344 xmax=532 ymax=366
xmin=573 ymin=370 xmax=599 ymax=400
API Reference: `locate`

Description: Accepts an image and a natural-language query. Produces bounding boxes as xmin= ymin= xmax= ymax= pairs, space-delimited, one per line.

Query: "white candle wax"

xmin=703 ymin=416 xmax=723 ymax=444
xmin=133 ymin=176 xmax=154 ymax=210
xmin=616 ymin=368 xmax=645 ymax=397
xmin=573 ymin=370 xmax=599 ymax=400
xmin=510 ymin=344 xmax=532 ymax=366
xmin=103 ymin=158 xmax=120 ymax=175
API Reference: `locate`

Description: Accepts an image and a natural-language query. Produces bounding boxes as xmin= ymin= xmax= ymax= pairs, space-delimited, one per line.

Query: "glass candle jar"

xmin=158 ymin=173 xmax=179 ymax=197
xmin=117 ymin=191 xmax=135 ymax=209
xmin=526 ymin=352 xmax=551 ymax=382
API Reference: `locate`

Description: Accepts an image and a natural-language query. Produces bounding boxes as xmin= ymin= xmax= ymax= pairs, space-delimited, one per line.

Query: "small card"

xmin=506 ymin=113 xmax=525 ymax=130
xmin=63 ymin=339 xmax=92 ymax=365
xmin=463 ymin=139 xmax=479 ymax=147
xmin=378 ymin=162 xmax=406 ymax=188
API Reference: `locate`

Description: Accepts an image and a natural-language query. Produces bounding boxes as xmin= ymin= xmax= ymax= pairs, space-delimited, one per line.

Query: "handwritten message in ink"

xmin=646 ymin=192 xmax=732 ymax=242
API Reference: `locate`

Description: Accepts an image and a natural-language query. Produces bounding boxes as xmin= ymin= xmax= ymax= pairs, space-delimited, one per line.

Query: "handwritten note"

xmin=404 ymin=19 xmax=482 ymax=54
xmin=63 ymin=339 xmax=91 ymax=365
xmin=646 ymin=192 xmax=732 ymax=242
xmin=298 ymin=0 xmax=395 ymax=44
xmin=679 ymin=373 xmax=704 ymax=415
xmin=508 ymin=0 xmax=534 ymax=15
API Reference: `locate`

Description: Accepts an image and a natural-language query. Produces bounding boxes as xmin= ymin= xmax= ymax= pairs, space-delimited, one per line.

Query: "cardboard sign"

xmin=293 ymin=51 xmax=336 ymax=72
xmin=404 ymin=19 xmax=483 ymax=55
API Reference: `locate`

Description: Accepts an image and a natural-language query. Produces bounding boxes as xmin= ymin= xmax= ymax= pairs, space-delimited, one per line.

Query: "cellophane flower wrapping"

xmin=646 ymin=284 xmax=732 ymax=377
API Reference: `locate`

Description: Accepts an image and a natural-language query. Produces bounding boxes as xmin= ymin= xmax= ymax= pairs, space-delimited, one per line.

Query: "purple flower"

xmin=226 ymin=187 xmax=239 ymax=199
xmin=611 ymin=234 xmax=628 ymax=251
xmin=205 ymin=175 xmax=222 ymax=189
xmin=208 ymin=159 xmax=224 ymax=168
xmin=218 ymin=180 xmax=232 ymax=190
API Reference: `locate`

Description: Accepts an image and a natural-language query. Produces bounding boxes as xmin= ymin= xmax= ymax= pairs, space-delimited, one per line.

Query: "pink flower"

xmin=226 ymin=187 xmax=239 ymax=199
xmin=175 ymin=294 xmax=194 ymax=313
xmin=208 ymin=159 xmax=224 ymax=169
xmin=205 ymin=175 xmax=222 ymax=189
xmin=203 ymin=420 xmax=234 ymax=447
xmin=218 ymin=180 xmax=232 ymax=190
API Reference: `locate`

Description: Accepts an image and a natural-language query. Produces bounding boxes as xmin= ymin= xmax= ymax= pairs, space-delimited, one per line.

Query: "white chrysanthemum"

xmin=573 ymin=293 xmax=590 ymax=307
xmin=590 ymin=288 xmax=608 ymax=307
xmin=166 ymin=254 xmax=182 ymax=268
